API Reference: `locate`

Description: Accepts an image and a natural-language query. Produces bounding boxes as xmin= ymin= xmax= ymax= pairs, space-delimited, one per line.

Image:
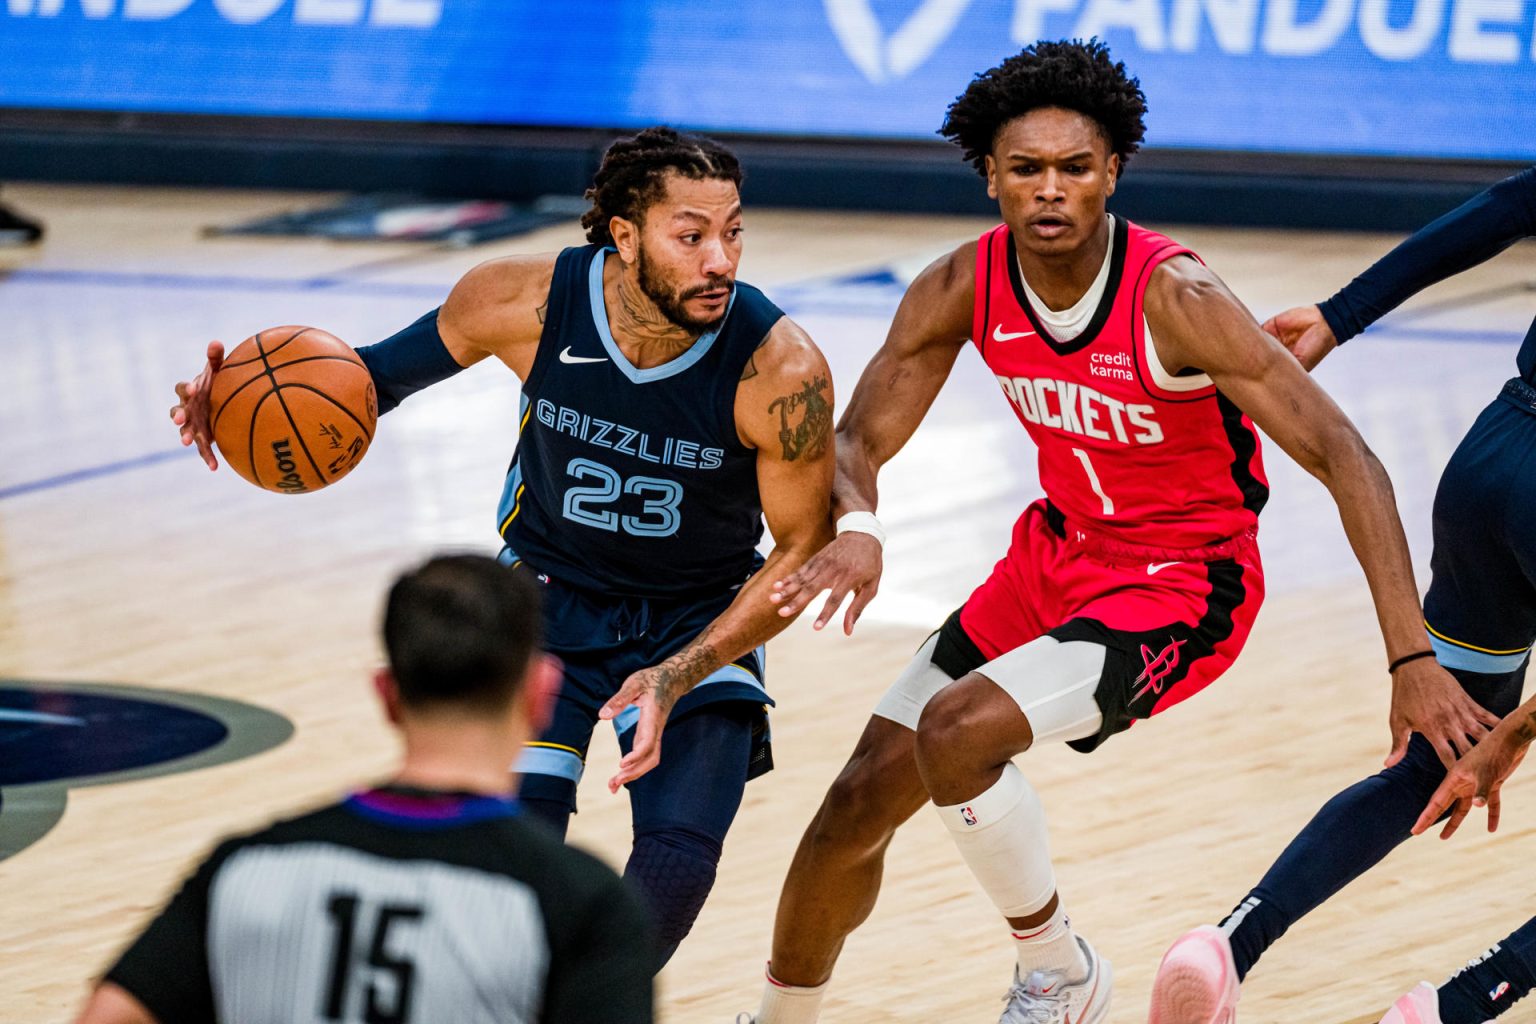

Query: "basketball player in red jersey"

xmin=741 ymin=40 xmax=1495 ymax=1024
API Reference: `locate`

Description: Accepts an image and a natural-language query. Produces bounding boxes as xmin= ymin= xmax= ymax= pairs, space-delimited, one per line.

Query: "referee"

xmin=75 ymin=554 xmax=654 ymax=1024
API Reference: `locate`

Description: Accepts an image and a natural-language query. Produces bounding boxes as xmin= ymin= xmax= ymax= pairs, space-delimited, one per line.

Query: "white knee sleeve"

xmin=934 ymin=761 xmax=1056 ymax=919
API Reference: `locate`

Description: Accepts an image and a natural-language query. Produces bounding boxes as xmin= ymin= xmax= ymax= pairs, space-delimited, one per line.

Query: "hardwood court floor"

xmin=0 ymin=181 xmax=1531 ymax=1023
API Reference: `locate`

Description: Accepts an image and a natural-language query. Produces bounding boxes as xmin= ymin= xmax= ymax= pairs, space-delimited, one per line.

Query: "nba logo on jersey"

xmin=961 ymin=806 xmax=978 ymax=827
xmin=1492 ymin=981 xmax=1511 ymax=1001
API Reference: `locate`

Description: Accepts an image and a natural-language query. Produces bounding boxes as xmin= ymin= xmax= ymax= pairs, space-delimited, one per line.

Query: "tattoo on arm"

xmin=768 ymin=375 xmax=833 ymax=461
xmin=1517 ymin=708 xmax=1536 ymax=744
xmin=653 ymin=642 xmax=721 ymax=708
xmin=740 ymin=335 xmax=771 ymax=381
xmin=535 ymin=301 xmax=548 ymax=325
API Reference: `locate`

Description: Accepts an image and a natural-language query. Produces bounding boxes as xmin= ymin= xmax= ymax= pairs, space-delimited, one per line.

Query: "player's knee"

xmin=914 ymin=681 xmax=1016 ymax=775
xmin=808 ymin=755 xmax=906 ymax=855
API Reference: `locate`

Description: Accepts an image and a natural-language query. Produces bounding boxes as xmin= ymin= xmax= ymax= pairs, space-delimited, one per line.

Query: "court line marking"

xmin=0 ymin=268 xmax=449 ymax=299
xmin=0 ymin=449 xmax=186 ymax=502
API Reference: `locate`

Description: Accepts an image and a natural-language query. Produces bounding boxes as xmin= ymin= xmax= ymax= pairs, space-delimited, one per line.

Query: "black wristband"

xmin=1388 ymin=649 xmax=1436 ymax=674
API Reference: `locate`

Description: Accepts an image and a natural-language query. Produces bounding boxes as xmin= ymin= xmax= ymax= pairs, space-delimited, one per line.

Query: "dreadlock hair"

xmin=939 ymin=38 xmax=1147 ymax=179
xmin=581 ymin=127 xmax=744 ymax=246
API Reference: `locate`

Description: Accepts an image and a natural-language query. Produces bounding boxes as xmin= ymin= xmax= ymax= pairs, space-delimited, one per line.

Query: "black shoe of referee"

xmin=0 ymin=202 xmax=43 ymax=246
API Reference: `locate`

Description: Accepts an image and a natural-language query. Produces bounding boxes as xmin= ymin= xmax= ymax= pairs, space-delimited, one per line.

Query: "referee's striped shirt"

xmin=104 ymin=786 xmax=653 ymax=1023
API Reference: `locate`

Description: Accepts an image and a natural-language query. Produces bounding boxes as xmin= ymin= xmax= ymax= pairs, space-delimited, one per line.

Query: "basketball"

xmin=208 ymin=326 xmax=377 ymax=494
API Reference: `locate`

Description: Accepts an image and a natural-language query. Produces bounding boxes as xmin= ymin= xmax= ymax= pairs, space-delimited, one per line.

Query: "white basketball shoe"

xmin=999 ymin=935 xmax=1112 ymax=1024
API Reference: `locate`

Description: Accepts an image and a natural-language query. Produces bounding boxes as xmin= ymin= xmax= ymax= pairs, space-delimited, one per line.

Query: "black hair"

xmin=939 ymin=38 xmax=1147 ymax=178
xmin=581 ymin=126 xmax=743 ymax=246
xmin=382 ymin=554 xmax=543 ymax=713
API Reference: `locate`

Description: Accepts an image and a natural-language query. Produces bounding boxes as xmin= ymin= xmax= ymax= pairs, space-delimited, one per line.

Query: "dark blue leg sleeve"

xmin=622 ymin=705 xmax=753 ymax=969
xmin=1438 ymin=916 xmax=1536 ymax=1023
xmin=519 ymin=796 xmax=573 ymax=840
xmin=1221 ymin=666 xmax=1525 ymax=980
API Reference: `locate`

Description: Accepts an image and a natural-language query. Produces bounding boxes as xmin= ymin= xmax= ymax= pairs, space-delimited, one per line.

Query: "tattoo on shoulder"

xmin=739 ymin=335 xmax=771 ymax=381
xmin=768 ymin=374 xmax=832 ymax=461
xmin=535 ymin=300 xmax=548 ymax=325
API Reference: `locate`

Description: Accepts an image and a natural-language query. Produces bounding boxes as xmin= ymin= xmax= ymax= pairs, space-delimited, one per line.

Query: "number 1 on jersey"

xmin=1071 ymin=447 xmax=1115 ymax=515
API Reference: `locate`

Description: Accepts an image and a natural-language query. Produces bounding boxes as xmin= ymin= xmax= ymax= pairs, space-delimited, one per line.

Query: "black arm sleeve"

xmin=541 ymin=868 xmax=655 ymax=1024
xmin=353 ymin=308 xmax=467 ymax=414
xmin=1319 ymin=167 xmax=1536 ymax=343
xmin=102 ymin=846 xmax=227 ymax=1024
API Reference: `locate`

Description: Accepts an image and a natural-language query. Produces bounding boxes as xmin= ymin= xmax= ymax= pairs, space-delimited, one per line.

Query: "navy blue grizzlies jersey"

xmin=499 ymin=245 xmax=785 ymax=598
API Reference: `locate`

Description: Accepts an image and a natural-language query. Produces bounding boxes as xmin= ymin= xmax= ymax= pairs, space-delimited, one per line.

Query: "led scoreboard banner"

xmin=2 ymin=0 xmax=1531 ymax=161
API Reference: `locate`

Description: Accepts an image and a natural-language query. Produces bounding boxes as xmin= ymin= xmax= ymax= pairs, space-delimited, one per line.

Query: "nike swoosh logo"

xmin=992 ymin=324 xmax=1036 ymax=342
xmin=559 ymin=347 xmax=608 ymax=365
xmin=1146 ymin=562 xmax=1181 ymax=575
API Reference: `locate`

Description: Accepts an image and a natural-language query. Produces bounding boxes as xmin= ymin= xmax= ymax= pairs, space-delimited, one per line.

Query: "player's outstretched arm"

xmin=771 ymin=242 xmax=975 ymax=633
xmin=1414 ymin=693 xmax=1536 ymax=840
xmin=167 ymin=254 xmax=554 ymax=469
xmin=1146 ymin=256 xmax=1501 ymax=770
xmin=598 ymin=319 xmax=836 ymax=791
xmin=1265 ymin=167 xmax=1536 ymax=372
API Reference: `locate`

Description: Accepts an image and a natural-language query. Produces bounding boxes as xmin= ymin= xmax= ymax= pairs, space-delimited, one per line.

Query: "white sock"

xmin=935 ymin=762 xmax=1087 ymax=981
xmin=1011 ymin=903 xmax=1087 ymax=982
xmin=755 ymin=966 xmax=828 ymax=1024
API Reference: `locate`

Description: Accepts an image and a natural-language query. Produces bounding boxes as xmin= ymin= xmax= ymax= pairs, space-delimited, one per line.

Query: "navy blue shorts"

xmin=509 ymin=560 xmax=773 ymax=811
xmin=1423 ymin=378 xmax=1536 ymax=674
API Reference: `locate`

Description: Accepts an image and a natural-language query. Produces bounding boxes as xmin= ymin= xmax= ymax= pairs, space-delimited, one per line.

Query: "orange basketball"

xmin=209 ymin=326 xmax=377 ymax=494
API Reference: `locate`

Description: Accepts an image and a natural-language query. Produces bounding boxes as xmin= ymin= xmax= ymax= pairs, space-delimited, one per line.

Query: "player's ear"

xmin=610 ymin=216 xmax=640 ymax=265
xmin=1105 ymin=153 xmax=1120 ymax=197
xmin=373 ymin=668 xmax=402 ymax=726
xmin=985 ymin=155 xmax=999 ymax=201
xmin=522 ymin=654 xmax=563 ymax=733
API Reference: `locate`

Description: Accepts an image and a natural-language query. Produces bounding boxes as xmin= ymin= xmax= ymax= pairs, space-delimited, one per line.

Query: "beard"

xmin=637 ymin=248 xmax=733 ymax=333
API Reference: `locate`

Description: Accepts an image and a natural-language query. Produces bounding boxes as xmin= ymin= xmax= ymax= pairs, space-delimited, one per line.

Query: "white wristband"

xmin=835 ymin=511 xmax=886 ymax=548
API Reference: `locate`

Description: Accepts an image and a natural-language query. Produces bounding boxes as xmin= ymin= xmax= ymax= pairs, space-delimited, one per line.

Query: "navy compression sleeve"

xmin=1319 ymin=167 xmax=1536 ymax=343
xmin=353 ymin=308 xmax=466 ymax=414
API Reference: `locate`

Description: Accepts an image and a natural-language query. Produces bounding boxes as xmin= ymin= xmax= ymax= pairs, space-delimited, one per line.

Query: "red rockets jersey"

xmin=973 ymin=217 xmax=1268 ymax=550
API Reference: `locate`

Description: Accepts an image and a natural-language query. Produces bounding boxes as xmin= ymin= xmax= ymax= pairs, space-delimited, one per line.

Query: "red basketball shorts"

xmin=954 ymin=499 xmax=1265 ymax=752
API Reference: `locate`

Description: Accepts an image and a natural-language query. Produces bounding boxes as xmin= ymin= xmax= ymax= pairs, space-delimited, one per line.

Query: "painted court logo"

xmin=0 ymin=680 xmax=292 ymax=860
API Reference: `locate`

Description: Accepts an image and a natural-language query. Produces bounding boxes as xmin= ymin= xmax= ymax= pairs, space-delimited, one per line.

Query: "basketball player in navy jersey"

xmin=1151 ymin=167 xmax=1536 ymax=1024
xmin=741 ymin=41 xmax=1493 ymax=1024
xmin=170 ymin=128 xmax=836 ymax=967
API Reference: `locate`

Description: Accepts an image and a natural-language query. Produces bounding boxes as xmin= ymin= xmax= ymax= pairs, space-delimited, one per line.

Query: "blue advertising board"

xmin=1 ymin=0 xmax=1530 ymax=160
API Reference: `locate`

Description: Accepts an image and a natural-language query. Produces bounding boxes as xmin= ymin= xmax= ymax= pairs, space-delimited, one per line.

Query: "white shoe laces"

xmin=999 ymin=969 xmax=1073 ymax=1024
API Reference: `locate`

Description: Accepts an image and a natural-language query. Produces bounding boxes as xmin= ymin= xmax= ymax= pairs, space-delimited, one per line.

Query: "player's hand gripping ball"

xmin=207 ymin=326 xmax=377 ymax=494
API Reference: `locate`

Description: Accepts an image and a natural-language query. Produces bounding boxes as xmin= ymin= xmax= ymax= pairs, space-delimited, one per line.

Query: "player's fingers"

xmin=1428 ymin=734 xmax=1459 ymax=771
xmin=1439 ymin=799 xmax=1469 ymax=840
xmin=843 ymin=584 xmax=878 ymax=636
xmin=1411 ymin=790 xmax=1449 ymax=835
xmin=812 ymin=589 xmax=849 ymax=631
xmin=1472 ymin=704 xmax=1503 ymax=729
xmin=207 ymin=340 xmax=225 ymax=368
xmin=1384 ymin=728 xmax=1410 ymax=768
xmin=597 ymin=688 xmax=637 ymax=721
xmin=1259 ymin=316 xmax=1280 ymax=339
xmin=770 ymin=571 xmax=807 ymax=602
